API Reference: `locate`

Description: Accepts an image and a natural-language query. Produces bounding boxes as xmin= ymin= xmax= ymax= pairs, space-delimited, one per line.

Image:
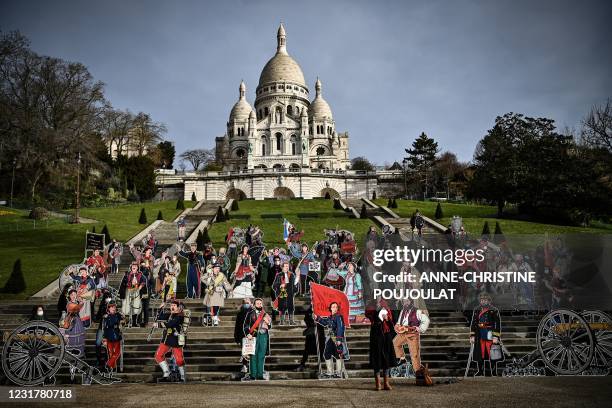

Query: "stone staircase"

xmin=0 ymin=297 xmax=542 ymax=383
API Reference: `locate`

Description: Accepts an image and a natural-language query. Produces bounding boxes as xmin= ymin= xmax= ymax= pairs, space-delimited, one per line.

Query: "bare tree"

xmin=179 ymin=148 xmax=215 ymax=171
xmin=581 ymin=98 xmax=612 ymax=151
xmin=0 ymin=30 xmax=105 ymax=203
xmin=99 ymin=106 xmax=134 ymax=157
xmin=128 ymin=112 xmax=167 ymax=156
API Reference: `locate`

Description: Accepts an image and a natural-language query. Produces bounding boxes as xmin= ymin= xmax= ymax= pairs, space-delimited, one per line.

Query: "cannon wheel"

xmin=536 ymin=309 xmax=594 ymax=375
xmin=581 ymin=310 xmax=612 ymax=370
xmin=1 ymin=321 xmax=65 ymax=386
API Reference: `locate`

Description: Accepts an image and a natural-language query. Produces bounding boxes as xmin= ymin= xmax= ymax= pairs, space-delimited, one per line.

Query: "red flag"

xmin=310 ymin=282 xmax=350 ymax=328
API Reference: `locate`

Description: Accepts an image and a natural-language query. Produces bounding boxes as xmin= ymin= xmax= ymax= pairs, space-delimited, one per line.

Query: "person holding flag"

xmin=272 ymin=261 xmax=299 ymax=325
xmin=310 ymin=283 xmax=350 ymax=379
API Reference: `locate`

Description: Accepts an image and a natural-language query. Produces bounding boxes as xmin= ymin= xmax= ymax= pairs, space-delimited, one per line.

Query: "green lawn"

xmin=0 ymin=201 xmax=192 ymax=299
xmin=209 ymin=199 xmax=375 ymax=249
xmin=374 ymin=199 xmax=612 ymax=235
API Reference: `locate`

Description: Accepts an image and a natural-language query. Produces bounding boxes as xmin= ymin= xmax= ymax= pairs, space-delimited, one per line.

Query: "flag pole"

xmin=310 ymin=281 xmax=322 ymax=377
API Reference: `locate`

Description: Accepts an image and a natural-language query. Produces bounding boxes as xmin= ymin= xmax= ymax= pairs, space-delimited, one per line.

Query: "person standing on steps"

xmin=241 ymin=298 xmax=272 ymax=381
xmin=272 ymin=261 xmax=299 ymax=325
xmin=202 ymin=263 xmax=233 ymax=326
xmin=314 ymin=301 xmax=349 ymax=379
xmin=177 ymin=242 xmax=205 ymax=299
xmin=232 ymin=244 xmax=255 ymax=298
xmin=102 ymin=301 xmax=124 ymax=377
xmin=154 ymin=300 xmax=187 ymax=382
xmin=235 ymin=298 xmax=253 ymax=376
xmin=393 ymin=298 xmax=432 ymax=386
xmin=366 ymin=300 xmax=396 ymax=391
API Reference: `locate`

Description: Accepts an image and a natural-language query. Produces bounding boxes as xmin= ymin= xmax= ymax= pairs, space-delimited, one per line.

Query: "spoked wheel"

xmin=537 ymin=309 xmax=594 ymax=375
xmin=1 ymin=321 xmax=65 ymax=386
xmin=581 ymin=310 xmax=612 ymax=371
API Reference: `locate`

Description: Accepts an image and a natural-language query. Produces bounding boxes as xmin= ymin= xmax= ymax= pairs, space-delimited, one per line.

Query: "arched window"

xmin=264 ymin=107 xmax=269 ymax=117
xmin=309 ymin=126 xmax=313 ymax=135
xmin=236 ymin=148 xmax=245 ymax=159
xmin=275 ymin=133 xmax=282 ymax=151
xmin=287 ymin=105 xmax=293 ymax=116
xmin=261 ymin=143 xmax=266 ymax=156
xmin=316 ymin=146 xmax=325 ymax=156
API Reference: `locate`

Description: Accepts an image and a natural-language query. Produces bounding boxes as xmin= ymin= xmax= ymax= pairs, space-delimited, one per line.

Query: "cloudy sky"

xmin=2 ymin=0 xmax=611 ymax=165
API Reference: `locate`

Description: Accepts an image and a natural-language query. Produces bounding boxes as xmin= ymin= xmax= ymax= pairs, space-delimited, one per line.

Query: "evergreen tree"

xmin=405 ymin=132 xmax=439 ymax=199
xmin=216 ymin=206 xmax=225 ymax=222
xmin=138 ymin=208 xmax=147 ymax=224
xmin=101 ymin=224 xmax=111 ymax=244
xmin=372 ymin=191 xmax=377 ymax=200
xmin=391 ymin=198 xmax=398 ymax=209
xmin=2 ymin=259 xmax=26 ymax=294
xmin=191 ymin=191 xmax=197 ymax=202
xmin=360 ymin=203 xmax=368 ymax=218
xmin=435 ymin=202 xmax=443 ymax=219
xmin=482 ymin=221 xmax=491 ymax=237
xmin=333 ymin=199 xmax=342 ymax=210
xmin=231 ymin=200 xmax=239 ymax=211
xmin=157 ymin=210 xmax=163 ymax=220
xmin=224 ymin=208 xmax=230 ymax=220
xmin=387 ymin=198 xmax=393 ymax=208
xmin=176 ymin=198 xmax=185 ymax=210
xmin=92 ymin=226 xmax=96 ymax=233
xmin=196 ymin=230 xmax=204 ymax=251
xmin=493 ymin=221 xmax=505 ymax=244
xmin=202 ymin=227 xmax=211 ymax=244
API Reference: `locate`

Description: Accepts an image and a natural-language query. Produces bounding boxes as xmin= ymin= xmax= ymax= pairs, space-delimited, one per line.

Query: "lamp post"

xmin=9 ymin=157 xmax=17 ymax=208
xmin=73 ymin=152 xmax=81 ymax=224
xmin=402 ymin=158 xmax=408 ymax=198
xmin=160 ymin=161 xmax=166 ymax=201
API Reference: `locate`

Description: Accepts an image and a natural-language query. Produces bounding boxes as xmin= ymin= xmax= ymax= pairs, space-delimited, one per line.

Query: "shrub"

xmin=387 ymin=198 xmax=392 ymax=207
xmin=28 ymin=207 xmax=48 ymax=220
xmin=157 ymin=210 xmax=163 ymax=220
xmin=482 ymin=221 xmax=491 ymax=237
xmin=176 ymin=198 xmax=185 ymax=210
xmin=360 ymin=203 xmax=368 ymax=218
xmin=2 ymin=259 xmax=26 ymax=294
xmin=216 ymin=206 xmax=225 ymax=222
xmin=101 ymin=224 xmax=111 ymax=243
xmin=333 ymin=199 xmax=342 ymax=210
xmin=493 ymin=221 xmax=505 ymax=244
xmin=231 ymin=200 xmax=239 ymax=211
xmin=324 ymin=192 xmax=331 ymax=199
xmin=372 ymin=191 xmax=377 ymax=200
xmin=191 ymin=192 xmax=197 ymax=202
xmin=196 ymin=230 xmax=204 ymax=251
xmin=391 ymin=198 xmax=398 ymax=209
xmin=435 ymin=202 xmax=443 ymax=220
xmin=201 ymin=227 xmax=211 ymax=244
xmin=138 ymin=208 xmax=147 ymax=224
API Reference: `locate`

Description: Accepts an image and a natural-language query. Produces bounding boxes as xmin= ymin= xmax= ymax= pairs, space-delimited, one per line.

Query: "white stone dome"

xmin=229 ymin=80 xmax=253 ymax=121
xmin=258 ymin=24 xmax=306 ymax=88
xmin=309 ymin=78 xmax=333 ymax=119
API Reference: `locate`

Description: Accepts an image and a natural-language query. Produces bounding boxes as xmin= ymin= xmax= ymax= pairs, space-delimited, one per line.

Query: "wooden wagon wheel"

xmin=1 ymin=321 xmax=65 ymax=386
xmin=581 ymin=310 xmax=612 ymax=371
xmin=536 ymin=309 xmax=594 ymax=375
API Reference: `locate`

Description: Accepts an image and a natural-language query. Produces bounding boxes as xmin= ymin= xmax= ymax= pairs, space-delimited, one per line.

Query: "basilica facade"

xmin=215 ymin=24 xmax=350 ymax=172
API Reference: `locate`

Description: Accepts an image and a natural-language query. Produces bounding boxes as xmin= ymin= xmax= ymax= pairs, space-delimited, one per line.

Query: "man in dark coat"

xmin=294 ymin=305 xmax=325 ymax=372
xmin=234 ymin=298 xmax=252 ymax=375
xmin=469 ymin=292 xmax=503 ymax=376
